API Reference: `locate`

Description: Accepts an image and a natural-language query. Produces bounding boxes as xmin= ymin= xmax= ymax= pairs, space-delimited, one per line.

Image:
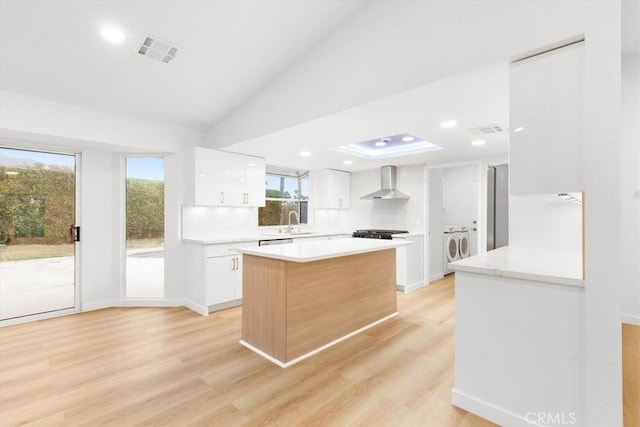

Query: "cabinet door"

xmin=313 ymin=169 xmax=351 ymax=209
xmin=205 ymin=256 xmax=236 ymax=305
xmin=193 ymin=147 xmax=227 ymax=206
xmin=234 ymin=255 xmax=243 ymax=299
xmin=332 ymin=170 xmax=351 ymax=209
xmin=220 ymin=152 xmax=247 ymax=206
xmin=510 ymin=42 xmax=584 ymax=195
xmin=244 ymin=156 xmax=266 ymax=207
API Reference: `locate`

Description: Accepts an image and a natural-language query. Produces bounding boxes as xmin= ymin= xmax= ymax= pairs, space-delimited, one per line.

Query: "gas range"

xmin=352 ymin=229 xmax=409 ymax=240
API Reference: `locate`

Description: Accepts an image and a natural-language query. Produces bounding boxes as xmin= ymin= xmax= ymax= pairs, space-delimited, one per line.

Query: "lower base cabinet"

xmin=206 ymin=255 xmax=242 ymax=306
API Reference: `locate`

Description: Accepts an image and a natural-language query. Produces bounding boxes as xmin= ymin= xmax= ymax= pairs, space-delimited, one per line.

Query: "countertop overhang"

xmin=450 ymin=246 xmax=584 ymax=287
xmin=237 ymin=238 xmax=411 ymax=263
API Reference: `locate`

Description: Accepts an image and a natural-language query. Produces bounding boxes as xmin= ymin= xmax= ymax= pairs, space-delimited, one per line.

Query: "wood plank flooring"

xmin=623 ymin=322 xmax=640 ymax=427
xmin=14 ymin=272 xmax=627 ymax=426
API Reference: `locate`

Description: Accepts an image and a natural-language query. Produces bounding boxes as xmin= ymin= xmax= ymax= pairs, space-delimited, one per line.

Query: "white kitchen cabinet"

xmin=206 ymin=254 xmax=242 ymax=306
xmin=183 ymin=240 xmax=256 ymax=315
xmin=243 ymin=155 xmax=266 ymax=207
xmin=184 ymin=146 xmax=265 ymax=207
xmin=510 ymin=41 xmax=584 ymax=195
xmin=312 ymin=169 xmax=351 ymax=209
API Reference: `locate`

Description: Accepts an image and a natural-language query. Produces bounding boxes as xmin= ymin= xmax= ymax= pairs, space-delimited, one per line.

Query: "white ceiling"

xmin=1 ymin=1 xmax=635 ymax=172
xmin=0 ymin=0 xmax=365 ymax=130
xmin=224 ymin=61 xmax=509 ymax=172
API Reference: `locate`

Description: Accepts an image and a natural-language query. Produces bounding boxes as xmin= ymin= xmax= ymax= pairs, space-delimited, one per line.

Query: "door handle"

xmin=70 ymin=225 xmax=80 ymax=242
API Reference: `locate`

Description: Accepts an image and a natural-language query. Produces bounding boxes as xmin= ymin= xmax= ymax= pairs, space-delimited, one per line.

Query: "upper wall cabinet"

xmin=312 ymin=169 xmax=351 ymax=209
xmin=510 ymin=41 xmax=584 ymax=195
xmin=184 ymin=147 xmax=265 ymax=207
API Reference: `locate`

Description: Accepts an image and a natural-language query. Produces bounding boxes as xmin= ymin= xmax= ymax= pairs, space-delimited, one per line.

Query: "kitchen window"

xmin=258 ymin=168 xmax=309 ymax=227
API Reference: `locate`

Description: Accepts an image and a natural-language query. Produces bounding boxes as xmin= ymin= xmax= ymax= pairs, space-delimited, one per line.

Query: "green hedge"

xmin=126 ymin=178 xmax=164 ymax=240
xmin=0 ymin=166 xmax=74 ymax=245
xmin=0 ymin=166 xmax=164 ymax=244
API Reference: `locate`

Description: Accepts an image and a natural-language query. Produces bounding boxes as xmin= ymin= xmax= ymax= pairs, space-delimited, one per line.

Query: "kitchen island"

xmin=236 ymin=238 xmax=411 ymax=367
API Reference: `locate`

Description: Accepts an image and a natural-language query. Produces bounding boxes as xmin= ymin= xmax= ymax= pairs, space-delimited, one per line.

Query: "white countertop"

xmin=450 ymin=246 xmax=584 ymax=287
xmin=237 ymin=238 xmax=412 ymax=263
xmin=182 ymin=231 xmax=350 ymax=245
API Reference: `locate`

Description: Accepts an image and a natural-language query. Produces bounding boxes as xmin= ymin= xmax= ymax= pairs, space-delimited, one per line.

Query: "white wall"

xmin=428 ymin=168 xmax=444 ymax=281
xmin=1 ymin=91 xmax=204 ymax=153
xmin=621 ymin=53 xmax=640 ymax=325
xmin=79 ymin=150 xmax=121 ymax=310
xmin=509 ymin=195 xmax=583 ymax=256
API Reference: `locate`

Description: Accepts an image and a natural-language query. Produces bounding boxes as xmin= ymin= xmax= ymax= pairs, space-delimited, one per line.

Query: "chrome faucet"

xmin=288 ymin=210 xmax=299 ymax=233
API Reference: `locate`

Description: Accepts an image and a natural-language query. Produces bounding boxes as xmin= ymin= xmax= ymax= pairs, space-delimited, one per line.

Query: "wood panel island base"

xmin=236 ymin=238 xmax=410 ymax=368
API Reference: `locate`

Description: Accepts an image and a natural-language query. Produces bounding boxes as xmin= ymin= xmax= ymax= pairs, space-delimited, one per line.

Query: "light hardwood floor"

xmin=623 ymin=322 xmax=640 ymax=427
xmin=1 ymin=275 xmax=497 ymax=426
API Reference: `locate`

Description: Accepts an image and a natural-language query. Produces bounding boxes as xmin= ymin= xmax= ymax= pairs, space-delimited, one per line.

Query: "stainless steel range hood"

xmin=361 ymin=165 xmax=410 ymax=200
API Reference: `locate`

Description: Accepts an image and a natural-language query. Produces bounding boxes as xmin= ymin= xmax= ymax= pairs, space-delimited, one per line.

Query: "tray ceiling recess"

xmin=137 ymin=36 xmax=178 ymax=64
xmin=332 ymin=133 xmax=442 ymax=160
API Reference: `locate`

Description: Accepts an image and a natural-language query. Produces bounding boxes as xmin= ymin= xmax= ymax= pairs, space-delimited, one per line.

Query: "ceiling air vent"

xmin=137 ymin=36 xmax=178 ymax=64
xmin=467 ymin=124 xmax=505 ymax=135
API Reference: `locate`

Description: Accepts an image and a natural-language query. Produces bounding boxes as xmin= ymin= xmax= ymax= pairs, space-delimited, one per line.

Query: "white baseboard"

xmin=452 ymin=389 xmax=527 ymax=427
xmin=622 ymin=313 xmax=640 ymax=326
xmin=82 ymin=299 xmax=114 ymax=312
xmin=113 ymin=298 xmax=183 ymax=308
xmin=241 ymin=312 xmax=399 ymax=368
xmin=183 ymin=298 xmax=208 ymax=316
xmin=430 ymin=273 xmax=444 ymax=283
xmin=397 ymin=281 xmax=428 ymax=294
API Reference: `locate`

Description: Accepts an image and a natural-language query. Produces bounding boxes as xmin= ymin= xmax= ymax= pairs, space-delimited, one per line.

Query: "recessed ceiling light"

xmin=300 ymin=151 xmax=312 ymax=157
xmin=471 ymin=139 xmax=486 ymax=146
xmin=101 ymin=26 xmax=126 ymax=43
xmin=247 ymin=163 xmax=256 ymax=167
xmin=401 ymin=136 xmax=415 ymax=142
xmin=374 ymin=141 xmax=387 ymax=147
xmin=514 ymin=127 xmax=524 ymax=133
xmin=343 ymin=160 xmax=353 ymax=165
xmin=440 ymin=120 xmax=457 ymax=129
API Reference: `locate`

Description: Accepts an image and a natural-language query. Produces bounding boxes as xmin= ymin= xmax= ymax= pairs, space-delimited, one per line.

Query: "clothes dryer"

xmin=458 ymin=230 xmax=471 ymax=258
xmin=443 ymin=225 xmax=461 ymax=275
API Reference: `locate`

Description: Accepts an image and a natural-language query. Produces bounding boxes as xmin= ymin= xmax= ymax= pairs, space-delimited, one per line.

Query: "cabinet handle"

xmin=243 ymin=193 xmax=248 ymax=204
xmin=231 ymin=257 xmax=236 ymax=271
xmin=338 ymin=198 xmax=343 ymax=208
xmin=220 ymin=192 xmax=224 ymax=204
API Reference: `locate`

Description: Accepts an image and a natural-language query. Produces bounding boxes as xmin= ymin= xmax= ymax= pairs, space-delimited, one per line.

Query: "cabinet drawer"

xmin=205 ymin=241 xmax=257 ymax=258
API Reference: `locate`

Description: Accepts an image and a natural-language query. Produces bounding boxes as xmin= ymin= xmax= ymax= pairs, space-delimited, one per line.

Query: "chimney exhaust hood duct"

xmin=361 ymin=165 xmax=410 ymax=200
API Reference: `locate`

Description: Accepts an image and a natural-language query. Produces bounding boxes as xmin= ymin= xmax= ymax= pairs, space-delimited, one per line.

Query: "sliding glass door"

xmin=0 ymin=147 xmax=78 ymax=320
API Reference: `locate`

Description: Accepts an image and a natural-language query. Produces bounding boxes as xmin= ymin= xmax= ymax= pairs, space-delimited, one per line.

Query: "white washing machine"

xmin=458 ymin=229 xmax=470 ymax=258
xmin=443 ymin=225 xmax=462 ymax=275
